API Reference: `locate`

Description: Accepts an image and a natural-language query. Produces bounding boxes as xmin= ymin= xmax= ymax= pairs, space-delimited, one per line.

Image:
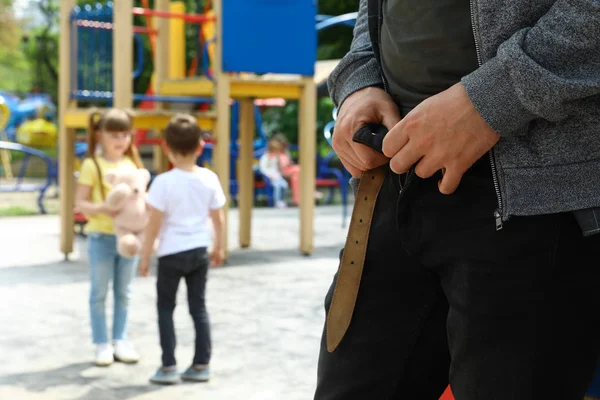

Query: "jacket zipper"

xmin=373 ymin=0 xmax=409 ymax=191
xmin=376 ymin=0 xmax=390 ymax=93
xmin=372 ymin=0 xmax=405 ymax=191
xmin=470 ymin=0 xmax=504 ymax=230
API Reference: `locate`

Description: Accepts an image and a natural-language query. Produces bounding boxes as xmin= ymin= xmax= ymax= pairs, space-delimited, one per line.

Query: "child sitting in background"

xmin=272 ymin=133 xmax=301 ymax=206
xmin=272 ymin=133 xmax=323 ymax=206
xmin=138 ymin=114 xmax=226 ymax=385
xmin=259 ymin=138 xmax=289 ymax=208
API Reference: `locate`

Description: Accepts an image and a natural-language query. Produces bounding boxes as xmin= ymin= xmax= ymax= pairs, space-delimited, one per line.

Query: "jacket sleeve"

xmin=327 ymin=0 xmax=384 ymax=109
xmin=462 ymin=0 xmax=600 ymax=137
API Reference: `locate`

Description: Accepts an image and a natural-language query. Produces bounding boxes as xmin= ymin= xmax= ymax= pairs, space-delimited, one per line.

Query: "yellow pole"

xmin=299 ymin=77 xmax=316 ymax=255
xmin=169 ymin=2 xmax=186 ymax=80
xmin=238 ymin=99 xmax=255 ymax=248
xmin=153 ymin=0 xmax=171 ymax=173
xmin=113 ymin=0 xmax=133 ymax=109
xmin=59 ymin=0 xmax=77 ymax=258
xmin=213 ymin=0 xmax=231 ymax=258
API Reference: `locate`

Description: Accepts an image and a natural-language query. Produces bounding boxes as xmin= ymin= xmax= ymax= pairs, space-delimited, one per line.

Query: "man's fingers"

xmin=335 ymin=152 xmax=364 ymax=177
xmin=333 ymin=124 xmax=386 ymax=176
xmin=414 ymin=156 xmax=442 ymax=179
xmin=335 ymin=141 xmax=365 ymax=175
xmin=332 ymin=126 xmax=364 ymax=167
xmin=382 ymin=120 xmax=409 ymax=159
xmin=389 ymin=141 xmax=422 ymax=175
xmin=380 ymin=103 xmax=402 ymax=131
xmin=339 ymin=157 xmax=363 ymax=178
xmin=354 ymin=146 xmax=388 ymax=170
xmin=438 ymin=167 xmax=463 ymax=195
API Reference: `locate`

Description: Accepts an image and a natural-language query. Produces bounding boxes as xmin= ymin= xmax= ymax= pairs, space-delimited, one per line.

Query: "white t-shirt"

xmin=259 ymin=152 xmax=282 ymax=181
xmin=146 ymin=167 xmax=226 ymax=257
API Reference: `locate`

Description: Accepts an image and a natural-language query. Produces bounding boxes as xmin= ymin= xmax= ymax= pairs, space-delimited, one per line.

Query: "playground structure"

xmin=58 ymin=0 xmax=353 ymax=258
xmin=0 ymin=92 xmax=57 ymax=141
xmin=0 ymin=92 xmax=58 ymax=179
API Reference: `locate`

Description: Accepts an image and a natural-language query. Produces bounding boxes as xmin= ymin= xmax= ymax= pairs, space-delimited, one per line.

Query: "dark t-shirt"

xmin=379 ymin=0 xmax=479 ymax=111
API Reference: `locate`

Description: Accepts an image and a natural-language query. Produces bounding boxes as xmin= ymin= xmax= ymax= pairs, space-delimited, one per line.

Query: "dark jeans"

xmin=157 ymin=247 xmax=211 ymax=367
xmin=315 ymin=158 xmax=600 ymax=399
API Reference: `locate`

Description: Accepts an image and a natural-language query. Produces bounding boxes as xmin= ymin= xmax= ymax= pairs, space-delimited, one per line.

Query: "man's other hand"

xmin=382 ymin=83 xmax=500 ymax=194
xmin=332 ymin=87 xmax=401 ymax=177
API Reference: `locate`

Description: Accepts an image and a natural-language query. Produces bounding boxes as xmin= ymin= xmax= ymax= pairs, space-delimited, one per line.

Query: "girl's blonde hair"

xmin=267 ymin=138 xmax=282 ymax=153
xmin=86 ymin=108 xmax=143 ymax=199
xmin=87 ymin=108 xmax=143 ymax=168
xmin=272 ymin=133 xmax=289 ymax=150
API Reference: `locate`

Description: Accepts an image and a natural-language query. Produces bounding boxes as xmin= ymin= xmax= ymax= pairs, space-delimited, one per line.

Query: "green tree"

xmin=0 ymin=0 xmax=32 ymax=93
xmin=317 ymin=0 xmax=359 ymax=61
xmin=21 ymin=0 xmax=59 ymax=97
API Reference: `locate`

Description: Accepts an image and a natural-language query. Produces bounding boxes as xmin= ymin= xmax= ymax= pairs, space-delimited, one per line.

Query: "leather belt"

xmin=326 ymin=124 xmax=389 ymax=353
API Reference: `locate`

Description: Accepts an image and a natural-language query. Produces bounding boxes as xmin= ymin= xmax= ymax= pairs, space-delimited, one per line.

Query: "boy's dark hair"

xmin=165 ymin=114 xmax=202 ymax=155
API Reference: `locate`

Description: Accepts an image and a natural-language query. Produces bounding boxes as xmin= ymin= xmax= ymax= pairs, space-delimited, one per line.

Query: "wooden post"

xmin=213 ymin=0 xmax=231 ymax=257
xmin=238 ymin=99 xmax=255 ymax=248
xmin=113 ymin=0 xmax=133 ymax=109
xmin=59 ymin=0 xmax=77 ymax=258
xmin=153 ymin=0 xmax=170 ymax=173
xmin=299 ymin=77 xmax=316 ymax=255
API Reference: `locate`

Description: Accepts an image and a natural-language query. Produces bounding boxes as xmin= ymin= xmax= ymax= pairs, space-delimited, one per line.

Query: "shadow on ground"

xmin=0 ymin=242 xmax=341 ymax=286
xmin=0 ymin=362 xmax=162 ymax=400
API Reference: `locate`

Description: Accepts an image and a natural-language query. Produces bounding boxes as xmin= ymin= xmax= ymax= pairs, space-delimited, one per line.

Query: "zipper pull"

xmin=494 ymin=210 xmax=503 ymax=231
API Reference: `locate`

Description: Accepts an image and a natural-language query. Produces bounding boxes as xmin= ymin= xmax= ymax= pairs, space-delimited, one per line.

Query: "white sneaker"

xmin=95 ymin=343 xmax=114 ymax=367
xmin=113 ymin=340 xmax=140 ymax=364
xmin=276 ymin=201 xmax=287 ymax=209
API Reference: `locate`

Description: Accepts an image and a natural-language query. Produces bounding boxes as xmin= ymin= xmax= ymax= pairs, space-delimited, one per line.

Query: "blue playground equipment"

xmin=0 ymin=141 xmax=55 ymax=214
xmin=0 ymin=91 xmax=57 ymax=143
xmin=70 ymin=2 xmax=269 ymax=148
xmin=222 ymin=0 xmax=317 ymax=76
xmin=0 ymin=91 xmax=85 ymax=212
xmin=69 ymin=2 xmax=356 ymax=216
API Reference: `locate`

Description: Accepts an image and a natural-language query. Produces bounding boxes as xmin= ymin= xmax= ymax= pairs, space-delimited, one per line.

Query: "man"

xmin=315 ymin=0 xmax=600 ymax=399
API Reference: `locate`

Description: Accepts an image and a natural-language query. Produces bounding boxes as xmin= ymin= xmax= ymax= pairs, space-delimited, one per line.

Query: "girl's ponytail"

xmin=87 ymin=109 xmax=103 ymax=158
xmin=86 ymin=109 xmax=106 ymax=199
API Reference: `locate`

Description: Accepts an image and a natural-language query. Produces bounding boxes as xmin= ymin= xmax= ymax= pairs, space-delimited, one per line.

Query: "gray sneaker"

xmin=149 ymin=367 xmax=179 ymax=385
xmin=181 ymin=366 xmax=210 ymax=382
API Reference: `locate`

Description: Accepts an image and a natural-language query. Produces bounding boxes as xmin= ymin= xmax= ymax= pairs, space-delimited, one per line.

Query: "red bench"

xmin=253 ymin=179 xmax=339 ymax=189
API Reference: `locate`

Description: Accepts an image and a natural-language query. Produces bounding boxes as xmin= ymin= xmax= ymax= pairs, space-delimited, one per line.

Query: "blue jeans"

xmin=272 ymin=177 xmax=288 ymax=204
xmin=88 ymin=233 xmax=138 ymax=344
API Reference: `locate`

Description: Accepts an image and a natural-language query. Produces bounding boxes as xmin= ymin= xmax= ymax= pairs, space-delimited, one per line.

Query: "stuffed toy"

xmin=104 ymin=168 xmax=151 ymax=258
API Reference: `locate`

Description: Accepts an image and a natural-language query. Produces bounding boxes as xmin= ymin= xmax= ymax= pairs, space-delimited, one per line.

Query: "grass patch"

xmin=0 ymin=205 xmax=38 ymax=217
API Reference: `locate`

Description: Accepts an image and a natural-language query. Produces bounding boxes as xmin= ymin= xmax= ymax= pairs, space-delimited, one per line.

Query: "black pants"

xmin=157 ymin=247 xmax=211 ymax=367
xmin=315 ymin=158 xmax=600 ymax=399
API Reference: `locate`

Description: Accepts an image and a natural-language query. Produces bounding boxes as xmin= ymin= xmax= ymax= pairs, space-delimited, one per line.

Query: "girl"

xmin=259 ymin=138 xmax=288 ymax=208
xmin=74 ymin=108 xmax=144 ymax=366
xmin=272 ymin=133 xmax=323 ymax=206
xmin=272 ymin=133 xmax=301 ymax=206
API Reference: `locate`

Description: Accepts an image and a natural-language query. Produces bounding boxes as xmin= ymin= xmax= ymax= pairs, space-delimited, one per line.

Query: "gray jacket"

xmin=329 ymin=0 xmax=600 ymax=232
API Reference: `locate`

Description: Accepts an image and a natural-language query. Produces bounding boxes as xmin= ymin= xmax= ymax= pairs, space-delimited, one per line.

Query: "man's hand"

xmin=138 ymin=257 xmax=150 ymax=277
xmin=382 ymin=83 xmax=500 ymax=194
xmin=333 ymin=87 xmax=401 ymax=177
xmin=210 ymin=248 xmax=225 ymax=267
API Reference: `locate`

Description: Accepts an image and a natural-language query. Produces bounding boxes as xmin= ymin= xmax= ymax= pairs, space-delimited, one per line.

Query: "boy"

xmin=138 ymin=114 xmax=226 ymax=385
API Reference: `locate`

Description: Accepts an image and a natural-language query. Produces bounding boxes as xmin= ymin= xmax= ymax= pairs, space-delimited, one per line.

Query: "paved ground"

xmin=0 ymin=206 xmax=350 ymax=399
